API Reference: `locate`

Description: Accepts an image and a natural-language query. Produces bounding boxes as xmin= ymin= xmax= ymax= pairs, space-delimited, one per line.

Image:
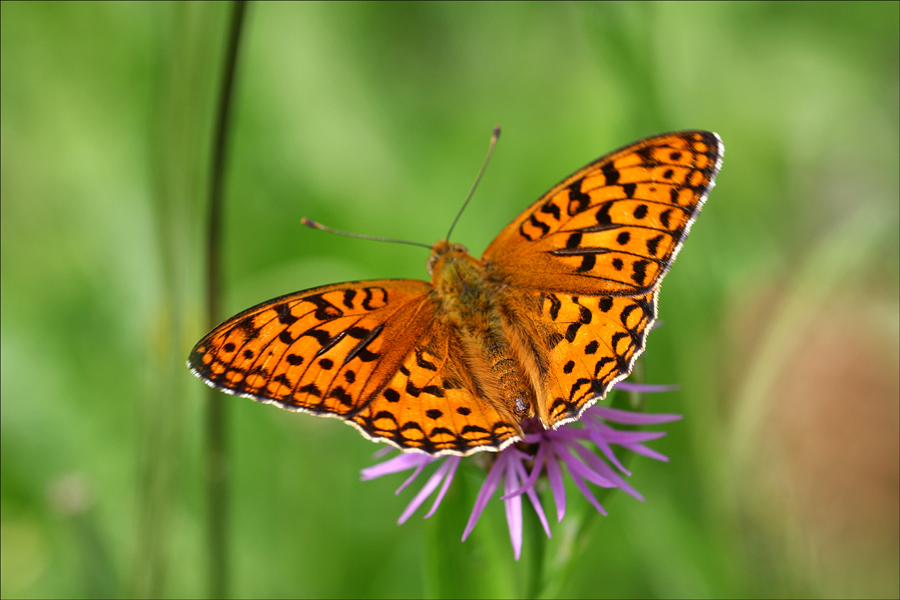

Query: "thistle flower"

xmin=360 ymin=382 xmax=681 ymax=560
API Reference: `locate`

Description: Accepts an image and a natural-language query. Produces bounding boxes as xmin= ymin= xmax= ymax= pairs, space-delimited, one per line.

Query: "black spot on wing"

xmin=540 ymin=200 xmax=561 ymax=221
xmin=527 ymin=214 xmax=551 ymax=236
xmin=660 ymin=208 xmax=672 ymax=229
xmin=298 ymin=383 xmax=322 ymax=398
xmin=275 ymin=303 xmax=298 ymax=325
xmin=567 ymin=180 xmax=591 ymax=216
xmin=305 ymin=294 xmax=343 ymax=320
xmin=415 ymin=349 xmax=437 ymax=371
xmin=361 ymin=287 xmax=387 ymax=311
xmin=344 ymin=324 xmax=383 ymax=365
xmin=601 ymin=162 xmax=619 ymax=185
xmin=327 ymin=386 xmax=354 ymax=407
xmin=341 ymin=289 xmax=357 ymax=309
xmin=631 ymin=260 xmax=650 ymax=286
xmin=545 ymin=294 xmax=562 ymax=321
xmin=577 ymin=254 xmax=596 ymax=273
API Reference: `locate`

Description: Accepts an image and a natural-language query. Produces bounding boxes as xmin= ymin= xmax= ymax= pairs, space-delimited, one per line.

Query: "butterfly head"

xmin=427 ymin=240 xmax=475 ymax=277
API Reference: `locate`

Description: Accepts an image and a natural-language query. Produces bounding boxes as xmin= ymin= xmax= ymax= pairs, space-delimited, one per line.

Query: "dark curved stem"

xmin=205 ymin=2 xmax=248 ymax=598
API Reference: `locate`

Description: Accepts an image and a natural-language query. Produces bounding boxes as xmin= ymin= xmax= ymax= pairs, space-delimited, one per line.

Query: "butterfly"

xmin=189 ymin=131 xmax=723 ymax=456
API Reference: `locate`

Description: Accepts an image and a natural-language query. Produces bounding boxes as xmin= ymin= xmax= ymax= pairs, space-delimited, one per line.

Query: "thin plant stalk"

xmin=204 ymin=1 xmax=248 ymax=597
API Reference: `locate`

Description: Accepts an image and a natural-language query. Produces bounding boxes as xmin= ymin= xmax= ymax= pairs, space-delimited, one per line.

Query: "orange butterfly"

xmin=189 ymin=131 xmax=723 ymax=456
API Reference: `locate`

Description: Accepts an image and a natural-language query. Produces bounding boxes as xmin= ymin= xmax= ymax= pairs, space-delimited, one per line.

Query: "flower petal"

xmin=621 ymin=443 xmax=671 ymax=462
xmin=613 ymin=382 xmax=679 ymax=394
xmin=423 ymin=457 xmax=461 ymax=518
xmin=511 ymin=457 xmax=551 ymax=538
xmin=462 ymin=453 xmax=505 ymax=541
xmin=557 ymin=444 xmax=615 ymax=488
xmin=586 ymin=427 xmax=631 ymax=476
xmin=589 ymin=406 xmax=683 ymax=425
xmin=504 ymin=456 xmax=524 ymax=560
xmin=360 ymin=452 xmax=432 ymax=481
xmin=503 ymin=443 xmax=547 ymax=499
xmin=573 ymin=442 xmax=644 ymax=501
xmin=397 ymin=459 xmax=449 ymax=524
xmin=544 ymin=447 xmax=567 ymax=522
xmin=567 ymin=468 xmax=608 ymax=516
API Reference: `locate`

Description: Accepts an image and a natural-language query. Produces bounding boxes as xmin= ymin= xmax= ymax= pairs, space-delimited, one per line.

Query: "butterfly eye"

xmin=426 ymin=252 xmax=439 ymax=276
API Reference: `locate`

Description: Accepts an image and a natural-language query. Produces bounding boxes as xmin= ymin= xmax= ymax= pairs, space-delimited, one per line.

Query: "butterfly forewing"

xmin=483 ymin=131 xmax=723 ymax=296
xmin=189 ymin=280 xmax=435 ymax=418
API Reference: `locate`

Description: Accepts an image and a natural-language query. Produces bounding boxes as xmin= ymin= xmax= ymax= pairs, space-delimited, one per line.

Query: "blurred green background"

xmin=2 ymin=2 xmax=898 ymax=598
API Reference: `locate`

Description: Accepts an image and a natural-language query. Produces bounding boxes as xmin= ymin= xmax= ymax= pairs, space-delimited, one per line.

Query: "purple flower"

xmin=360 ymin=382 xmax=682 ymax=560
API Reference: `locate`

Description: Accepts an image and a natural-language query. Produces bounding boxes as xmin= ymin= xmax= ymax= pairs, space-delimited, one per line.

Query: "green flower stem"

xmin=538 ymin=376 xmax=646 ymax=598
xmin=523 ymin=499 xmax=548 ymax=597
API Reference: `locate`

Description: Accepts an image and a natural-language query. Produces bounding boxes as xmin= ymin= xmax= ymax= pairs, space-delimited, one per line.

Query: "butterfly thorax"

xmin=428 ymin=240 xmax=536 ymax=423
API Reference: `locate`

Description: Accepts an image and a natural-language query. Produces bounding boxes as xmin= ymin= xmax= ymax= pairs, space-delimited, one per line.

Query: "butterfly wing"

xmin=189 ymin=279 xmax=521 ymax=455
xmin=498 ymin=287 xmax=658 ymax=427
xmin=485 ymin=131 xmax=723 ymax=426
xmin=349 ymin=312 xmax=522 ymax=455
xmin=484 ymin=131 xmax=723 ymax=296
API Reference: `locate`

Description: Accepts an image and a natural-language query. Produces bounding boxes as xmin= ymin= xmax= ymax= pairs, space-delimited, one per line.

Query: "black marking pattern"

xmin=188 ymin=282 xmax=414 ymax=424
xmin=532 ymin=290 xmax=659 ymax=425
xmin=190 ymin=132 xmax=722 ymax=457
xmin=495 ymin=131 xmax=723 ymax=296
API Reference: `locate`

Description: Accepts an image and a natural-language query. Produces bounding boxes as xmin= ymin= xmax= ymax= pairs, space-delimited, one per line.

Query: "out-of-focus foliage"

xmin=2 ymin=2 xmax=897 ymax=598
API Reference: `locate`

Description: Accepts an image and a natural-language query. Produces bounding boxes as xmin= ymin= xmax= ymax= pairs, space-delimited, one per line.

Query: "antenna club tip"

xmin=300 ymin=217 xmax=317 ymax=228
xmin=492 ymin=125 xmax=501 ymax=139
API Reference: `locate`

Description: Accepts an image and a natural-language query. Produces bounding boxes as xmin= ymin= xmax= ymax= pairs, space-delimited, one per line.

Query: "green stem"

xmin=538 ymin=377 xmax=646 ymax=597
xmin=205 ymin=2 xmax=248 ymax=598
xmin=524 ymin=498 xmax=548 ymax=598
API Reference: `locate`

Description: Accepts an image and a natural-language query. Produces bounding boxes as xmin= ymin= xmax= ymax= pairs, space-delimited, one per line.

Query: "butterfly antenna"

xmin=446 ymin=125 xmax=501 ymax=242
xmin=300 ymin=218 xmax=432 ymax=250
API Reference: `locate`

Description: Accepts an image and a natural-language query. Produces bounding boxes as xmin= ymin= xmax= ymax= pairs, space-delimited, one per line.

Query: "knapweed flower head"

xmin=361 ymin=382 xmax=681 ymax=560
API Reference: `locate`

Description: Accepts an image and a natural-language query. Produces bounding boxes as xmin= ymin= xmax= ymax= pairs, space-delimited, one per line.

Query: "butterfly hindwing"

xmin=540 ymin=291 xmax=656 ymax=426
xmin=350 ymin=317 xmax=522 ymax=455
xmin=484 ymin=131 xmax=723 ymax=297
xmin=495 ymin=287 xmax=657 ymax=427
